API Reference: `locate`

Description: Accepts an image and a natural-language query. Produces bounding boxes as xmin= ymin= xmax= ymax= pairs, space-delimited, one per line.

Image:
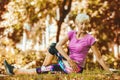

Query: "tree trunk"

xmin=0 ymin=0 xmax=10 ymax=21
xmin=56 ymin=0 xmax=72 ymax=42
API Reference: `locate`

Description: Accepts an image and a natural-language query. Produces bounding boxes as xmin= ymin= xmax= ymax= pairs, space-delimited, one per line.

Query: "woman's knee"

xmin=48 ymin=43 xmax=58 ymax=56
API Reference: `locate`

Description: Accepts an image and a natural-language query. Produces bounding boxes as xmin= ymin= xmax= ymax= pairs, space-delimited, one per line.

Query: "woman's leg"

xmin=15 ymin=50 xmax=55 ymax=74
xmin=42 ymin=50 xmax=54 ymax=66
xmin=14 ymin=52 xmax=55 ymax=75
xmin=4 ymin=42 xmax=60 ymax=75
xmin=4 ymin=59 xmax=52 ymax=75
xmin=4 ymin=59 xmax=63 ymax=75
xmin=4 ymin=60 xmax=37 ymax=75
xmin=13 ymin=64 xmax=64 ymax=75
xmin=12 ymin=65 xmax=56 ymax=75
xmin=13 ymin=68 xmax=37 ymax=75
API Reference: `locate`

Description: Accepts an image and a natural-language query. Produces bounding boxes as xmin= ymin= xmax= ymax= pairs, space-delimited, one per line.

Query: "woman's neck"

xmin=76 ymin=31 xmax=87 ymax=39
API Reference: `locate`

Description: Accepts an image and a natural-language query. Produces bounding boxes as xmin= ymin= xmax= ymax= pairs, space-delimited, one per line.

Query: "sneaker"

xmin=3 ymin=60 xmax=14 ymax=75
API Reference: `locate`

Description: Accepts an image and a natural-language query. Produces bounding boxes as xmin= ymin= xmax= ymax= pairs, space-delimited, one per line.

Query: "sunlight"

xmin=114 ymin=44 xmax=119 ymax=59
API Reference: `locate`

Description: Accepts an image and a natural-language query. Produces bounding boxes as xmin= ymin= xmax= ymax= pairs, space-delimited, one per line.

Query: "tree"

xmin=0 ymin=0 xmax=10 ymax=35
xmin=56 ymin=0 xmax=72 ymax=42
xmin=0 ymin=0 xmax=10 ymax=21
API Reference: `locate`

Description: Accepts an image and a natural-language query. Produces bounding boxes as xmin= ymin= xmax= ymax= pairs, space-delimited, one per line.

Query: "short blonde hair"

xmin=75 ymin=13 xmax=90 ymax=23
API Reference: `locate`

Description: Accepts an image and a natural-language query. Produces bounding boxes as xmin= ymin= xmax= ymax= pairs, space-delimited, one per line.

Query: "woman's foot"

xmin=3 ymin=60 xmax=14 ymax=75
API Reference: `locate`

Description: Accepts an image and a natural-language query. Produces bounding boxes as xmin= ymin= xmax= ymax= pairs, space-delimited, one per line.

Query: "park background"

xmin=0 ymin=0 xmax=120 ymax=80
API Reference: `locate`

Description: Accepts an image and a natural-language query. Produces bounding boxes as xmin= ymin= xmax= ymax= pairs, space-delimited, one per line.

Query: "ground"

xmin=0 ymin=69 xmax=120 ymax=80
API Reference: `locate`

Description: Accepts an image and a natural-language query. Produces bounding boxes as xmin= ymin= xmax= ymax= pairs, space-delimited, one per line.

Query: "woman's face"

xmin=75 ymin=21 xmax=89 ymax=32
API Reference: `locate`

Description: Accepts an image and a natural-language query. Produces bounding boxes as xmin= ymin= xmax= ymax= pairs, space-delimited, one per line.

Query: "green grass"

xmin=0 ymin=69 xmax=120 ymax=80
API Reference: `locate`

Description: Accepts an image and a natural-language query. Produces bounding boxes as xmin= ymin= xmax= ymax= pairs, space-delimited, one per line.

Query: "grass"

xmin=0 ymin=68 xmax=120 ymax=80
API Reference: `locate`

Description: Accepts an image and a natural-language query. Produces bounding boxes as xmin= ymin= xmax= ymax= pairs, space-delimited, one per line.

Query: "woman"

xmin=4 ymin=13 xmax=111 ymax=75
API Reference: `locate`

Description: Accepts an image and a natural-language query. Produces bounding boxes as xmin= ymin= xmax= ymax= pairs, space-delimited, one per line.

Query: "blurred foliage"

xmin=88 ymin=0 xmax=120 ymax=55
xmin=69 ymin=0 xmax=120 ymax=54
xmin=0 ymin=0 xmax=10 ymax=21
xmin=0 ymin=0 xmax=60 ymax=43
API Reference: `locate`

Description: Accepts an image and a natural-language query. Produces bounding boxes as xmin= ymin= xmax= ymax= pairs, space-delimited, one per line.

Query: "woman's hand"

xmin=67 ymin=58 xmax=80 ymax=72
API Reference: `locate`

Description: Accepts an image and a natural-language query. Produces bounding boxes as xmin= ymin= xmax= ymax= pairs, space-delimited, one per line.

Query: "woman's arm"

xmin=56 ymin=35 xmax=70 ymax=60
xmin=91 ymin=43 xmax=111 ymax=73
xmin=56 ymin=35 xmax=79 ymax=72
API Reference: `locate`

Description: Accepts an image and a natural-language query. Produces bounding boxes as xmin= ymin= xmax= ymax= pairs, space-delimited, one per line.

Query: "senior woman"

xmin=4 ymin=13 xmax=111 ymax=75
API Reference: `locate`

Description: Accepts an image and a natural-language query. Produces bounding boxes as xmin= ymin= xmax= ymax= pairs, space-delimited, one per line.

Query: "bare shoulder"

xmin=91 ymin=42 xmax=97 ymax=50
xmin=57 ymin=34 xmax=69 ymax=45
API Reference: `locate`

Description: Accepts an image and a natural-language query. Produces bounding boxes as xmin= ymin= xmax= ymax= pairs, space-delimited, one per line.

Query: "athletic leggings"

xmin=36 ymin=64 xmax=64 ymax=74
xmin=36 ymin=57 xmax=83 ymax=74
xmin=36 ymin=43 xmax=83 ymax=74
